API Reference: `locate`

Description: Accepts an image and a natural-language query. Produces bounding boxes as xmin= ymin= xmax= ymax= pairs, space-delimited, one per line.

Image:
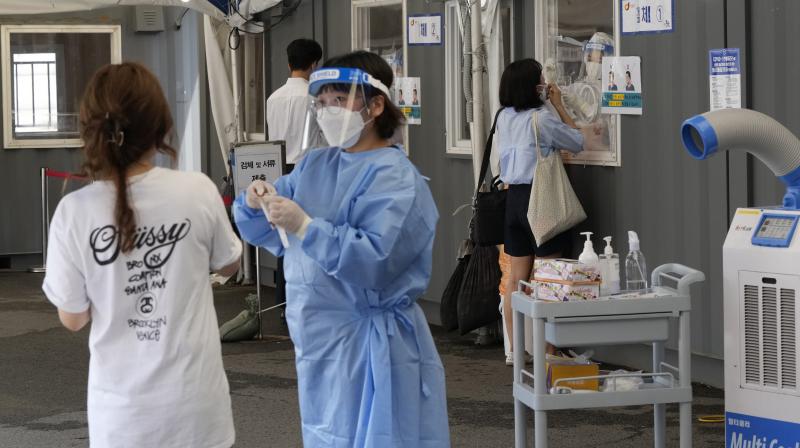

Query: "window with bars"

xmin=2 ymin=25 xmax=121 ymax=149
xmin=12 ymin=52 xmax=58 ymax=134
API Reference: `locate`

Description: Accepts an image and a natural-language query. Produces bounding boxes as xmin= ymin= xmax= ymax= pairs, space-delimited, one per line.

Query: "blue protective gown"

xmin=233 ymin=146 xmax=450 ymax=448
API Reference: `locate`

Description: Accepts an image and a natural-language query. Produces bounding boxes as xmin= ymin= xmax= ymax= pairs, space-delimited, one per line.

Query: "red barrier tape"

xmin=45 ymin=169 xmax=88 ymax=181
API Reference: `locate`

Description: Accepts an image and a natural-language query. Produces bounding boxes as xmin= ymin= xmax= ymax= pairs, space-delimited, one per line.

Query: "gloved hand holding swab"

xmin=254 ymin=184 xmax=290 ymax=249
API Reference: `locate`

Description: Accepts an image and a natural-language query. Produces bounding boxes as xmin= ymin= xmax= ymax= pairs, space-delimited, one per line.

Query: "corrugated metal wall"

xmin=0 ymin=6 xmax=208 ymax=259
xmin=569 ymin=0 xmax=729 ymax=385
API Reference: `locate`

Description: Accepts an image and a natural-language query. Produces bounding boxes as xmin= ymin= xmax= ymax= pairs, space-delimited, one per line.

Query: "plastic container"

xmin=578 ymin=232 xmax=599 ymax=266
xmin=625 ymin=231 xmax=648 ymax=290
xmin=599 ymin=236 xmax=620 ymax=295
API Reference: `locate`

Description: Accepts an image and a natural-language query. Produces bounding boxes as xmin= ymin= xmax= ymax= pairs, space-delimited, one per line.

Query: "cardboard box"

xmin=534 ymin=258 xmax=601 ymax=283
xmin=546 ymin=357 xmax=600 ymax=391
xmin=533 ymin=280 xmax=601 ymax=302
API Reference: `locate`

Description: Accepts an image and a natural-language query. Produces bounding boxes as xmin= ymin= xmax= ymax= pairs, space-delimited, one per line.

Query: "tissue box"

xmin=546 ymin=356 xmax=600 ymax=391
xmin=533 ymin=280 xmax=601 ymax=302
xmin=534 ymin=258 xmax=601 ymax=282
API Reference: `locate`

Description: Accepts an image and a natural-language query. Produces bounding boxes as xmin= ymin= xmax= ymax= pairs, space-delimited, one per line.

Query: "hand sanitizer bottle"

xmin=579 ymin=232 xmax=599 ymax=266
xmin=600 ymin=236 xmax=620 ymax=295
xmin=625 ymin=231 xmax=648 ymax=291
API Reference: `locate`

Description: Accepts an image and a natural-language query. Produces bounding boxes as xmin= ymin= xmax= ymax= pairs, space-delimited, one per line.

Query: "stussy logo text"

xmin=89 ymin=220 xmax=192 ymax=268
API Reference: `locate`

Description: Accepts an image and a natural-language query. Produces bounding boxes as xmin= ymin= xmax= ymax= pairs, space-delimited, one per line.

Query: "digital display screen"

xmin=757 ymin=217 xmax=796 ymax=240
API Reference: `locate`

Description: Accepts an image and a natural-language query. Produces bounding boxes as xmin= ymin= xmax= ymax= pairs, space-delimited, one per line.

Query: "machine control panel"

xmin=752 ymin=214 xmax=799 ymax=247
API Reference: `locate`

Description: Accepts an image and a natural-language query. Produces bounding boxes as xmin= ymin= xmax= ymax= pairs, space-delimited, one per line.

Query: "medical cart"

xmin=511 ymin=263 xmax=705 ymax=448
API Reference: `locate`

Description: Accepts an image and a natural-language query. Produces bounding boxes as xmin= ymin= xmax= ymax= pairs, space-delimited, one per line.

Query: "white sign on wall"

xmin=408 ymin=14 xmax=442 ymax=46
xmin=620 ymin=0 xmax=674 ymax=35
xmin=232 ymin=141 xmax=286 ymax=196
xmin=709 ymin=48 xmax=741 ymax=111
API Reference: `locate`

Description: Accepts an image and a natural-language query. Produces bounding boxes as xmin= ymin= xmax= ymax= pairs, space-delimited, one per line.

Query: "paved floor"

xmin=0 ymin=271 xmax=725 ymax=447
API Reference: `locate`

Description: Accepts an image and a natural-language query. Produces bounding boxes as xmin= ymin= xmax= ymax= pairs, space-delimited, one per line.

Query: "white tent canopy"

xmin=0 ymin=0 xmax=226 ymax=18
xmin=0 ymin=0 xmax=282 ymax=23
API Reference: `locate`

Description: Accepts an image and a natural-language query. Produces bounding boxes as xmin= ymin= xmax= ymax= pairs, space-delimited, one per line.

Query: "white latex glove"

xmin=245 ymin=180 xmax=277 ymax=209
xmin=263 ymin=195 xmax=312 ymax=239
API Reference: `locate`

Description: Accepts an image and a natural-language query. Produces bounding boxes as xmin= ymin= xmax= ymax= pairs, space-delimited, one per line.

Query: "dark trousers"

xmin=276 ymin=164 xmax=295 ymax=309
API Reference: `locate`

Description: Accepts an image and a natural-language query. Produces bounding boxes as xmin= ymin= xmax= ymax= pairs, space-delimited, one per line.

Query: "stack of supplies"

xmin=533 ymin=259 xmax=601 ymax=302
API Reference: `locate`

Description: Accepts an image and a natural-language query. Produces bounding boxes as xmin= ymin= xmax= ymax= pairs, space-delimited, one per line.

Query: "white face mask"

xmin=586 ymin=61 xmax=602 ymax=81
xmin=316 ymin=106 xmax=371 ymax=149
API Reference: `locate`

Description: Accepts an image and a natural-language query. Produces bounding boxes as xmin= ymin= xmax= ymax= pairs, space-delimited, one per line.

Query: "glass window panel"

xmin=10 ymin=32 xmax=111 ymax=141
xmin=356 ymin=4 xmax=404 ymax=79
xmin=542 ymin=0 xmax=617 ymax=158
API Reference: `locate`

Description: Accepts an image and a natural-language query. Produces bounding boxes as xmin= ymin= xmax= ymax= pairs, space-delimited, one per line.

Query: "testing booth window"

xmin=536 ymin=0 xmax=621 ymax=166
xmin=445 ymin=0 xmax=514 ymax=156
xmin=352 ymin=0 xmax=408 ymax=152
xmin=444 ymin=1 xmax=472 ymax=155
xmin=1 ymin=25 xmax=122 ymax=149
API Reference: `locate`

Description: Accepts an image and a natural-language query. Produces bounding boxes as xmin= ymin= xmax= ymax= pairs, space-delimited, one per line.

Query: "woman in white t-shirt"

xmin=42 ymin=62 xmax=242 ymax=448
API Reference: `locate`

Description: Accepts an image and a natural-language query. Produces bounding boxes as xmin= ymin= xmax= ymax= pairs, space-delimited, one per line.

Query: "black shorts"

xmin=504 ymin=184 xmax=570 ymax=257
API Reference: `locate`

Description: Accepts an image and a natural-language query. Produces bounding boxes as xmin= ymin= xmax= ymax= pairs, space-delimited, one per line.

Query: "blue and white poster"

xmin=621 ymin=0 xmax=674 ymax=34
xmin=709 ymin=48 xmax=741 ymax=111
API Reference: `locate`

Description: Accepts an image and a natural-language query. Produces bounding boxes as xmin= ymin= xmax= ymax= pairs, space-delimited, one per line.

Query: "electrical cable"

xmin=228 ymin=26 xmax=241 ymax=50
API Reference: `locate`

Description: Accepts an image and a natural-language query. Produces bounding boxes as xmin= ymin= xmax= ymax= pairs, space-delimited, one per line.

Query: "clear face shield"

xmin=299 ymin=67 xmax=392 ymax=152
xmin=582 ymin=32 xmax=615 ymax=83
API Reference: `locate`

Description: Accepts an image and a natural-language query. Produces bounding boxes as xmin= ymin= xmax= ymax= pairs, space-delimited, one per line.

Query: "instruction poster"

xmin=709 ymin=48 xmax=741 ymax=111
xmin=394 ymin=77 xmax=421 ymax=125
xmin=408 ymin=14 xmax=442 ymax=46
xmin=601 ymin=56 xmax=642 ymax=115
xmin=620 ymin=0 xmax=674 ymax=34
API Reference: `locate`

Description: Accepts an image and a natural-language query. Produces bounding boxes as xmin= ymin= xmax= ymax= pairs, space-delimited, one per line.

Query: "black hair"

xmin=320 ymin=50 xmax=405 ymax=139
xmin=287 ymin=39 xmax=322 ymax=71
xmin=625 ymin=71 xmax=631 ymax=77
xmin=499 ymin=59 xmax=544 ymax=111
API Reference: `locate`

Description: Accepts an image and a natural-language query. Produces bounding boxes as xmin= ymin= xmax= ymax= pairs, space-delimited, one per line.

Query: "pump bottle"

xmin=579 ymin=232 xmax=599 ymax=266
xmin=625 ymin=231 xmax=648 ymax=290
xmin=600 ymin=236 xmax=620 ymax=295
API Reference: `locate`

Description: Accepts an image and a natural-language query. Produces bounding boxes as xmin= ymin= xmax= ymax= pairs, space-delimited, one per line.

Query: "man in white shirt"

xmin=267 ymin=38 xmax=323 ymax=166
xmin=266 ymin=38 xmax=323 ymax=318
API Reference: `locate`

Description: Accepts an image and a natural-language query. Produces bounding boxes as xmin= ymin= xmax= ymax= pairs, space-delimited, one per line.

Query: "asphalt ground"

xmin=0 ymin=271 xmax=725 ymax=447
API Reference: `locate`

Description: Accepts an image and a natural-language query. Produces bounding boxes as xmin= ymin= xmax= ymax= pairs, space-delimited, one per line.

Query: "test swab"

xmin=255 ymin=185 xmax=290 ymax=249
xmin=259 ymin=200 xmax=290 ymax=248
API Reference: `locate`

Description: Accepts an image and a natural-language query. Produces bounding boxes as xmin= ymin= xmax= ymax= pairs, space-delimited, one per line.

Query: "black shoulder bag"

xmin=470 ymin=109 xmax=506 ymax=246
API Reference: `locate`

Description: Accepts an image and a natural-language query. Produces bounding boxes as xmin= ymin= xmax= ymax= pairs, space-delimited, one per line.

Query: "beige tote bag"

xmin=527 ymin=112 xmax=587 ymax=246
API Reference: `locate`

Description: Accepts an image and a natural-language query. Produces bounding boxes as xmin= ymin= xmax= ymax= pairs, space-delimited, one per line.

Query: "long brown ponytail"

xmin=79 ymin=62 xmax=176 ymax=253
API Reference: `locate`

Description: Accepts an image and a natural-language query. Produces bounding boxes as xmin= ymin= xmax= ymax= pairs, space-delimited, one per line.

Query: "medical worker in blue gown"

xmin=233 ymin=51 xmax=450 ymax=448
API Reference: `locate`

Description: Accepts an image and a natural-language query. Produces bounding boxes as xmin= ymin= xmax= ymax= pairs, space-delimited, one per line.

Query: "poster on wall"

xmin=709 ymin=48 xmax=741 ymax=111
xmin=408 ymin=14 xmax=443 ymax=46
xmin=620 ymin=0 xmax=674 ymax=35
xmin=394 ymin=77 xmax=421 ymax=125
xmin=601 ymin=56 xmax=643 ymax=115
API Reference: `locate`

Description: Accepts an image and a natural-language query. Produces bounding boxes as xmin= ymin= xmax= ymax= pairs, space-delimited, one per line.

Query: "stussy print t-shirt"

xmin=43 ymin=167 xmax=242 ymax=448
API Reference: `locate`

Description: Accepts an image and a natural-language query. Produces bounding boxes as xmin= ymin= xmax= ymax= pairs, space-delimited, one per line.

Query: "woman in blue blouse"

xmin=498 ymin=59 xmax=585 ymax=364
